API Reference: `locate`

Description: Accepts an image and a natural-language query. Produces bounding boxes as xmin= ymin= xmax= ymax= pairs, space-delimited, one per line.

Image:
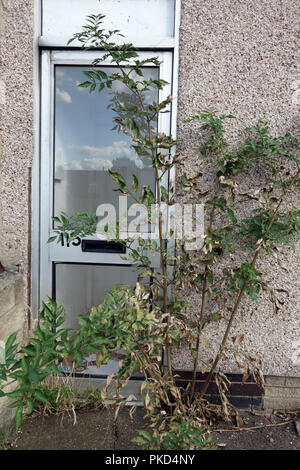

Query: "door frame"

xmin=39 ymin=49 xmax=175 ymax=304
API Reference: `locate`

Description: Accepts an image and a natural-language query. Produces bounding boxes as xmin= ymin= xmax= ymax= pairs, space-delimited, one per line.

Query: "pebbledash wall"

xmin=0 ymin=0 xmax=34 ymax=425
xmin=174 ymin=0 xmax=300 ymax=410
xmin=0 ymin=0 xmax=299 ymax=426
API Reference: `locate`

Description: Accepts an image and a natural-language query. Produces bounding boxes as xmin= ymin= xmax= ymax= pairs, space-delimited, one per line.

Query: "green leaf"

xmin=7 ymin=400 xmax=23 ymax=409
xmin=21 ymin=357 xmax=29 ymax=374
xmin=108 ymin=170 xmax=127 ymax=190
xmin=15 ymin=407 xmax=23 ymax=431
xmin=47 ymin=236 xmax=57 ymax=244
xmin=137 ymin=430 xmax=152 ymax=442
xmin=21 ymin=345 xmax=37 ymax=357
xmin=79 ymin=81 xmax=91 ymax=88
xmin=50 ymin=363 xmax=61 ymax=375
xmin=132 ymin=174 xmax=139 ymax=193
xmin=5 ymin=331 xmax=18 ymax=354
xmin=6 ymin=389 xmax=24 ymax=399
xmin=29 ymin=370 xmax=40 ymax=385
xmin=33 ymin=390 xmax=50 ymax=404
xmin=98 ymin=82 xmax=105 ymax=92
xmin=161 ymin=186 xmax=169 ymax=203
xmin=25 ymin=398 xmax=34 ymax=415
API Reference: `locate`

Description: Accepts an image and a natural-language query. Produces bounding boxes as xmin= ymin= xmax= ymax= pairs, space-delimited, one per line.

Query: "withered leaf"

xmin=236 ymin=413 xmax=244 ymax=428
xmin=232 ymin=334 xmax=244 ymax=345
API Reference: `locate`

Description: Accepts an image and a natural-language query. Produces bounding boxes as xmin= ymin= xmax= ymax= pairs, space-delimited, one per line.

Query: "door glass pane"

xmin=55 ymin=263 xmax=139 ymax=329
xmin=54 ymin=66 xmax=158 ymax=220
xmin=55 ymin=263 xmax=140 ymax=376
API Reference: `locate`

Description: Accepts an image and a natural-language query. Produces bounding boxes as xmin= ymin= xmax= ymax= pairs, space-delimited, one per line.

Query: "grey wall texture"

xmin=174 ymin=0 xmax=300 ymax=377
xmin=0 ymin=0 xmax=34 ymax=334
xmin=0 ymin=0 xmax=34 ymax=274
xmin=0 ymin=0 xmax=33 ymax=427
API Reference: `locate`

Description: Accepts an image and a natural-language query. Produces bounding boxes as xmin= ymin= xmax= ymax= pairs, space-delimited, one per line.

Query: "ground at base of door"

xmin=2 ymin=408 xmax=300 ymax=450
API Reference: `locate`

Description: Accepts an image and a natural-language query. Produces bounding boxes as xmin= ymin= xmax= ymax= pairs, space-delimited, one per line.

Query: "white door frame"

xmin=39 ymin=50 xmax=174 ymax=304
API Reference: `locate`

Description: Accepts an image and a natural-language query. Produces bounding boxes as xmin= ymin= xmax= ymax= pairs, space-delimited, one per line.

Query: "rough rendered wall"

xmin=0 ymin=0 xmax=34 ymax=322
xmin=0 ymin=0 xmax=34 ymax=275
xmin=0 ymin=0 xmax=32 ymax=426
xmin=175 ymin=0 xmax=300 ymax=376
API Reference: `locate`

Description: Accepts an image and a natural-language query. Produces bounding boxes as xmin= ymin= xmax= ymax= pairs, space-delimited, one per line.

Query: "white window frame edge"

xmin=166 ymin=0 xmax=181 ymax=310
xmin=39 ymin=36 xmax=176 ymax=50
xmin=31 ymin=0 xmax=42 ymax=319
xmin=32 ymin=0 xmax=182 ymax=314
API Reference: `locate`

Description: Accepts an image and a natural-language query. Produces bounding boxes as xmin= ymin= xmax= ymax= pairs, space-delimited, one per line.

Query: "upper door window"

xmin=42 ymin=0 xmax=175 ymax=40
xmin=54 ymin=65 xmax=158 ymax=217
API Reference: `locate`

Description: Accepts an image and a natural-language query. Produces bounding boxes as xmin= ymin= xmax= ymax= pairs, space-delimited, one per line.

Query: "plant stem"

xmin=190 ymin=205 xmax=216 ymax=400
xmin=190 ymin=274 xmax=207 ymax=400
xmin=107 ymin=53 xmax=174 ymax=378
xmin=198 ymin=255 xmax=258 ymax=399
xmin=198 ymin=181 xmax=296 ymax=399
xmin=134 ymin=87 xmax=173 ymax=379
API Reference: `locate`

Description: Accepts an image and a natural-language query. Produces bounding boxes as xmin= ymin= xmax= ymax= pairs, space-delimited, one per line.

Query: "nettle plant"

xmin=0 ymin=300 xmax=73 ymax=430
xmin=1 ymin=14 xmax=299 ymax=448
